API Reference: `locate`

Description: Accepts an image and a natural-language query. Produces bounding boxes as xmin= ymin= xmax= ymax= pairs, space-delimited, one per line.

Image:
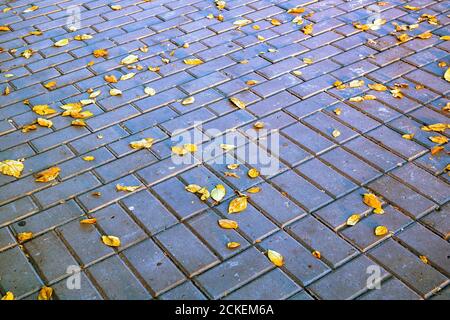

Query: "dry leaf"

xmin=227 ymin=164 xmax=240 ymax=170
xmin=419 ymin=255 xmax=429 ymax=264
xmin=183 ymin=58 xmax=203 ymax=65
xmin=404 ymin=5 xmax=420 ymax=10
xmin=33 ymin=104 xmax=56 ymax=115
xmin=246 ymin=80 xmax=258 ymax=86
xmin=444 ymin=68 xmax=450 ymax=82
xmin=218 ymin=219 xmax=238 ymax=229
xmin=270 ymin=19 xmax=281 ymax=26
xmin=233 ymin=19 xmax=252 ymax=27
xmin=197 ymin=187 xmax=210 ymax=201
xmin=183 ymin=144 xmax=197 ymax=153
xmin=224 ymin=172 xmax=240 ymax=178
xmin=368 ymin=83 xmax=387 ymax=91
xmin=37 ymin=118 xmax=53 ymax=128
xmin=346 ymin=214 xmax=360 ymax=226
xmin=349 ymin=80 xmax=365 ymax=88
xmin=227 ymin=242 xmax=241 ymax=249
xmin=267 ymin=249 xmax=284 ymax=267
xmin=38 ymin=287 xmax=53 ymax=300
xmin=35 ymin=167 xmax=60 ymax=182
xmin=22 ymin=124 xmax=37 ymax=133
xmin=74 ymin=34 xmax=93 ymax=40
xmin=302 ymin=24 xmax=313 ymax=35
xmin=110 ymin=88 xmax=122 ymax=96
xmin=80 ymin=218 xmax=97 ymax=224
xmin=186 ymin=184 xmax=202 ymax=193
xmin=104 ymin=74 xmax=117 ymax=83
xmin=220 ymin=144 xmax=235 ymax=151
xmin=120 ymin=73 xmax=135 ymax=81
xmin=71 ymin=119 xmax=86 ymax=126
xmin=0 ymin=160 xmax=24 ymax=178
xmin=374 ymin=225 xmax=388 ymax=236
xmin=129 ymin=138 xmax=154 ymax=149
xmin=248 ymin=168 xmax=260 ymax=178
xmin=429 ymin=136 xmax=448 ymax=144
xmin=211 ymin=184 xmax=226 ymax=202
xmin=102 ymin=235 xmax=121 ymax=247
xmin=121 ymin=54 xmax=138 ymax=65
xmin=228 ymin=196 xmax=248 ymax=213
xmin=254 ymin=121 xmax=264 ymax=129
xmin=116 ymin=184 xmax=140 ymax=192
xmin=181 ymin=96 xmax=195 ymax=105
xmin=1 ymin=292 xmax=14 ymax=300
xmin=417 ymin=31 xmax=432 ymax=39
xmin=0 ymin=26 xmax=11 ymax=32
xmin=332 ymin=129 xmax=341 ymax=138
xmin=312 ymin=250 xmax=321 ymax=259
xmin=83 ymin=156 xmax=95 ymax=161
xmin=288 ymin=7 xmax=306 ymax=14
xmin=431 ymin=146 xmax=444 ymax=155
xmin=22 ymin=49 xmax=34 ymax=59
xmin=303 ymin=58 xmax=313 ymax=64
xmin=421 ymin=123 xmax=449 ymax=133
xmin=172 ymin=145 xmax=188 ymax=156
xmin=363 ymin=193 xmax=384 ymax=214
xmin=23 ymin=5 xmax=39 ymax=13
xmin=247 ymin=186 xmax=261 ymax=193
xmin=144 ymin=87 xmax=156 ymax=96
xmin=402 ymin=133 xmax=414 ymax=140
xmin=111 ymin=5 xmax=122 ymax=10
xmin=17 ymin=232 xmax=33 ymax=243
xmin=229 ymin=97 xmax=246 ymax=109
xmin=54 ymin=38 xmax=69 ymax=47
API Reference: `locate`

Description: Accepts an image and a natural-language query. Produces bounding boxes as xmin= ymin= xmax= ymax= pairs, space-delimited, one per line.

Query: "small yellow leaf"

xmin=421 ymin=123 xmax=449 ymax=133
xmin=54 ymin=38 xmax=69 ymax=47
xmin=110 ymin=5 xmax=122 ymax=10
xmin=218 ymin=219 xmax=238 ymax=229
xmin=404 ymin=5 xmax=420 ymax=10
xmin=121 ymin=54 xmax=138 ymax=65
xmin=233 ymin=19 xmax=252 ymax=27
xmin=0 ymin=25 xmax=11 ymax=32
xmin=247 ymin=186 xmax=261 ymax=194
xmin=129 ymin=138 xmax=154 ymax=149
xmin=22 ymin=124 xmax=37 ymax=133
xmin=419 ymin=255 xmax=429 ymax=264
xmin=431 ymin=146 xmax=444 ymax=155
xmin=120 ymin=73 xmax=136 ymax=81
xmin=144 ymin=87 xmax=156 ymax=96
xmin=74 ymin=34 xmax=93 ymax=40
xmin=172 ymin=145 xmax=188 ymax=156
xmin=102 ymin=235 xmax=121 ymax=247
xmin=17 ymin=232 xmax=33 ymax=243
xmin=0 ymin=160 xmax=24 ymax=178
xmin=211 ymin=184 xmax=226 ymax=202
xmin=346 ymin=214 xmax=360 ymax=226
xmin=248 ymin=168 xmax=260 ymax=178
xmin=37 ymin=118 xmax=53 ymax=128
xmin=303 ymin=57 xmax=313 ymax=64
xmin=71 ymin=119 xmax=86 ymax=126
xmin=368 ymin=83 xmax=388 ymax=91
xmin=417 ymin=31 xmax=432 ymax=39
xmin=374 ymin=225 xmax=388 ymax=236
xmin=402 ymin=133 xmax=414 ymax=140
xmin=332 ymin=129 xmax=341 ymax=138
xmin=267 ymin=249 xmax=284 ymax=267
xmin=23 ymin=5 xmax=39 ymax=13
xmin=220 ymin=144 xmax=235 ymax=151
xmin=227 ymin=164 xmax=240 ymax=170
xmin=22 ymin=49 xmax=34 ymax=59
xmin=312 ymin=250 xmax=321 ymax=259
xmin=229 ymin=97 xmax=246 ymax=109
xmin=254 ymin=121 xmax=264 ymax=129
xmin=1 ymin=292 xmax=14 ymax=300
xmin=183 ymin=58 xmax=203 ymax=65
xmin=444 ymin=68 xmax=450 ymax=82
xmin=440 ymin=35 xmax=450 ymax=41
xmin=429 ymin=136 xmax=448 ymax=144
xmin=333 ymin=108 xmax=342 ymax=116
xmin=227 ymin=242 xmax=241 ymax=249
xmin=302 ymin=24 xmax=313 ymax=35
xmin=228 ymin=196 xmax=248 ymax=213
xmin=104 ymin=74 xmax=117 ymax=83
xmin=116 ymin=184 xmax=140 ymax=192
xmin=44 ymin=81 xmax=56 ymax=90
xmin=363 ymin=193 xmax=384 ymax=214
xmin=185 ymin=184 xmax=202 ymax=193
xmin=183 ymin=143 xmax=197 ymax=152
xmin=89 ymin=90 xmax=101 ymax=98
xmin=246 ymin=80 xmax=258 ymax=86
xmin=181 ymin=97 xmax=195 ymax=105
xmin=109 ymin=88 xmax=122 ymax=96
xmin=80 ymin=218 xmax=97 ymax=224
xmin=38 ymin=286 xmax=53 ymax=300
xmin=33 ymin=105 xmax=56 ymax=115
xmin=197 ymin=187 xmax=210 ymax=201
xmin=35 ymin=167 xmax=60 ymax=182
xmin=270 ymin=19 xmax=281 ymax=26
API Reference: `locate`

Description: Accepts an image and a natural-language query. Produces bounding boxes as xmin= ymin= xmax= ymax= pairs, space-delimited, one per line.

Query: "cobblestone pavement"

xmin=0 ymin=0 xmax=449 ymax=300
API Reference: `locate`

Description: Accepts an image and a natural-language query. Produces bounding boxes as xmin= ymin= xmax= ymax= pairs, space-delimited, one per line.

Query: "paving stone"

xmin=0 ymin=227 xmax=16 ymax=252
xmin=52 ymin=271 xmax=103 ymax=300
xmin=368 ymin=239 xmax=448 ymax=298
xmin=421 ymin=204 xmax=450 ymax=239
xmin=0 ymin=197 xmax=38 ymax=228
xmin=308 ymin=255 xmax=389 ymax=300
xmin=358 ymin=277 xmax=422 ymax=300
xmin=155 ymin=223 xmax=219 ymax=277
xmin=159 ymin=281 xmax=207 ymax=300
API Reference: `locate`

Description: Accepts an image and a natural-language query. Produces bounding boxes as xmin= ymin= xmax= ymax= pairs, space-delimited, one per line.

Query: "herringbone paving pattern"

xmin=0 ymin=0 xmax=449 ymax=300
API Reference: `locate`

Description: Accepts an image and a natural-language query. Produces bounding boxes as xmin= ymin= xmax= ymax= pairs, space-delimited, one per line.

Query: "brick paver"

xmin=0 ymin=0 xmax=449 ymax=300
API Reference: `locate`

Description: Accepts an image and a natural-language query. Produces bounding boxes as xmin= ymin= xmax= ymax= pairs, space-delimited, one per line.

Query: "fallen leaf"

xmin=402 ymin=133 xmax=414 ymax=140
xmin=247 ymin=168 xmax=260 ymax=178
xmin=417 ymin=31 xmax=432 ymax=39
xmin=346 ymin=214 xmax=360 ymax=226
xmin=419 ymin=255 xmax=429 ymax=264
xmin=404 ymin=4 xmax=420 ymax=10
xmin=129 ymin=138 xmax=154 ymax=149
xmin=197 ymin=187 xmax=210 ymax=201
xmin=440 ymin=35 xmax=450 ymax=40
xmin=218 ymin=219 xmax=238 ymax=229
xmin=172 ymin=145 xmax=188 ymax=156
xmin=181 ymin=96 xmax=195 ymax=105
xmin=148 ymin=66 xmax=160 ymax=72
xmin=185 ymin=184 xmax=202 ymax=193
xmin=246 ymin=80 xmax=258 ymax=86
xmin=110 ymin=4 xmax=122 ymax=10
xmin=233 ymin=19 xmax=252 ymax=27
xmin=374 ymin=225 xmax=388 ymax=236
xmin=22 ymin=124 xmax=37 ymax=133
xmin=220 ymin=144 xmax=235 ymax=151
xmin=1 ymin=292 xmax=14 ymax=300
xmin=35 ymin=167 xmax=60 ymax=182
xmin=270 ymin=19 xmax=281 ymax=26
xmin=303 ymin=57 xmax=313 ymax=64
xmin=71 ymin=119 xmax=86 ymax=126
xmin=23 ymin=5 xmax=39 ymax=13
xmin=104 ymin=74 xmax=117 ymax=83
xmin=363 ymin=193 xmax=384 ymax=214
xmin=227 ymin=164 xmax=240 ymax=170
xmin=183 ymin=58 xmax=203 ymax=65
xmin=227 ymin=242 xmax=241 ymax=249
xmin=288 ymin=7 xmax=306 ymax=14
xmin=32 ymin=104 xmax=56 ymax=115
xmin=89 ymin=90 xmax=101 ymax=99
xmin=116 ymin=184 xmax=140 ymax=192
xmin=254 ymin=121 xmax=264 ymax=129
xmin=102 ymin=235 xmax=121 ymax=247
xmin=17 ymin=232 xmax=33 ymax=243
xmin=228 ymin=196 xmax=248 ymax=213
xmin=302 ymin=24 xmax=313 ymax=35
xmin=0 ymin=160 xmax=24 ymax=178
xmin=247 ymin=186 xmax=261 ymax=193
xmin=312 ymin=250 xmax=321 ymax=259
xmin=431 ymin=146 xmax=444 ymax=155
xmin=83 ymin=155 xmax=95 ymax=162
xmin=421 ymin=123 xmax=449 ymax=133
xmin=349 ymin=79 xmax=365 ymax=88
xmin=224 ymin=171 xmax=240 ymax=178
xmin=183 ymin=144 xmax=197 ymax=152
xmin=22 ymin=49 xmax=34 ymax=59
xmin=368 ymin=83 xmax=388 ymax=91
xmin=0 ymin=26 xmax=11 ymax=32
xmin=120 ymin=72 xmax=135 ymax=81
xmin=211 ymin=184 xmax=226 ymax=202
xmin=38 ymin=287 xmax=53 ymax=300
xmin=444 ymin=68 xmax=450 ymax=82
xmin=267 ymin=249 xmax=284 ymax=267
xmin=334 ymin=108 xmax=342 ymax=115
xmin=144 ymin=87 xmax=156 ymax=96
xmin=37 ymin=118 xmax=53 ymax=128
xmin=429 ymin=136 xmax=448 ymax=144
xmin=332 ymin=129 xmax=341 ymax=138
xmin=121 ymin=54 xmax=138 ymax=65
xmin=74 ymin=34 xmax=93 ymax=40
xmin=109 ymin=88 xmax=122 ymax=96
xmin=229 ymin=97 xmax=246 ymax=109
xmin=80 ymin=218 xmax=97 ymax=224
xmin=54 ymin=38 xmax=69 ymax=47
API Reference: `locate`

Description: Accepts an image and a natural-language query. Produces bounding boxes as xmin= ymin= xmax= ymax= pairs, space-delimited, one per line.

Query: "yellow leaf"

xmin=183 ymin=143 xmax=197 ymax=152
xmin=102 ymin=235 xmax=121 ymax=247
xmin=229 ymin=97 xmax=246 ymax=109
xmin=93 ymin=49 xmax=108 ymax=58
xmin=368 ymin=83 xmax=387 ymax=91
xmin=120 ymin=73 xmax=135 ymax=81
xmin=404 ymin=5 xmax=420 ymax=10
xmin=110 ymin=88 xmax=122 ymax=96
xmin=17 ymin=232 xmax=33 ymax=243
xmin=246 ymin=80 xmax=258 ymax=86
xmin=144 ymin=87 xmax=156 ymax=96
xmin=247 ymin=186 xmax=261 ymax=193
xmin=267 ymin=249 xmax=284 ymax=267
xmin=431 ymin=146 xmax=444 ymax=155
xmin=374 ymin=225 xmax=388 ymax=236
xmin=22 ymin=124 xmax=37 ymax=133
xmin=183 ymin=58 xmax=203 ymax=65
xmin=429 ymin=136 xmax=448 ymax=144
xmin=211 ymin=184 xmax=226 ymax=202
xmin=74 ymin=34 xmax=93 ymax=40
xmin=35 ymin=167 xmax=60 ymax=182
xmin=71 ymin=119 xmax=86 ymax=126
xmin=37 ymin=118 xmax=53 ymax=128
xmin=104 ymin=74 xmax=117 ymax=83
xmin=0 ymin=160 xmax=24 ymax=178
xmin=288 ymin=7 xmax=306 ymax=14
xmin=440 ymin=35 xmax=450 ymax=41
xmin=33 ymin=105 xmax=56 ymax=115
xmin=197 ymin=187 xmax=210 ymax=201
xmin=421 ymin=123 xmax=449 ymax=133
xmin=349 ymin=80 xmax=365 ymax=88
xmin=185 ymin=184 xmax=202 ymax=193
xmin=116 ymin=184 xmax=140 ymax=192
xmin=332 ymin=129 xmax=341 ymax=138
xmin=121 ymin=54 xmax=138 ymax=65
xmin=312 ymin=250 xmax=321 ymax=259
xmin=227 ymin=164 xmax=240 ymax=170
xmin=23 ymin=5 xmax=39 ymax=13
xmin=181 ymin=96 xmax=195 ymax=105
xmin=129 ymin=138 xmax=154 ymax=149
xmin=218 ymin=219 xmax=238 ymax=229
xmin=270 ymin=19 xmax=281 ymax=26
xmin=22 ymin=49 xmax=34 ymax=59
xmin=419 ymin=255 xmax=429 ymax=264
xmin=334 ymin=108 xmax=342 ymax=116
xmin=396 ymin=33 xmax=411 ymax=43
xmin=54 ymin=38 xmax=69 ymax=47
xmin=254 ymin=121 xmax=264 ymax=129
xmin=349 ymin=96 xmax=364 ymax=102
xmin=110 ymin=5 xmax=122 ymax=10
xmin=172 ymin=145 xmax=188 ymax=156
xmin=302 ymin=24 xmax=313 ymax=35
xmin=225 ymin=171 xmax=240 ymax=178
xmin=444 ymin=68 xmax=450 ymax=82
xmin=38 ymin=287 xmax=53 ymax=300
xmin=1 ymin=292 xmax=14 ymax=300
xmin=80 ymin=218 xmax=97 ymax=224
xmin=227 ymin=242 xmax=241 ymax=249
xmin=43 ymin=81 xmax=56 ymax=90
xmin=228 ymin=196 xmax=248 ymax=213
xmin=303 ymin=58 xmax=313 ymax=64
xmin=402 ymin=133 xmax=414 ymax=140
xmin=346 ymin=214 xmax=360 ymax=226
xmin=233 ymin=19 xmax=252 ymax=27
xmin=248 ymin=168 xmax=260 ymax=178
xmin=417 ymin=31 xmax=432 ymax=39
xmin=0 ymin=25 xmax=11 ymax=32
xmin=148 ymin=66 xmax=160 ymax=72
xmin=363 ymin=193 xmax=384 ymax=214
xmin=220 ymin=144 xmax=235 ymax=151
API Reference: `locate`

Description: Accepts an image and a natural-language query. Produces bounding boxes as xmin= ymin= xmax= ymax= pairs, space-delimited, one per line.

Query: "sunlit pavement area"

xmin=0 ymin=0 xmax=449 ymax=300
